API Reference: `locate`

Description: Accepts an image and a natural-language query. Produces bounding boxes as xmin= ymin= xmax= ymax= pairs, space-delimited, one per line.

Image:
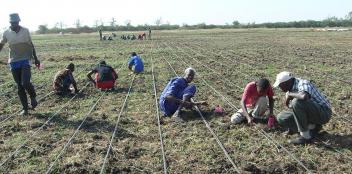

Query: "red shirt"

xmin=242 ymin=82 xmax=274 ymax=107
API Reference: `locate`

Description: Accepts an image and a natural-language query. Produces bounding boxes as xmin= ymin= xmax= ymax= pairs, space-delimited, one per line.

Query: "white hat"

xmin=184 ymin=67 xmax=195 ymax=75
xmin=273 ymin=71 xmax=293 ymax=87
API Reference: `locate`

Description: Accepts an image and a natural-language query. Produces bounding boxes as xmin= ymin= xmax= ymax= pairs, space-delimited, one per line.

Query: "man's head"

xmin=273 ymin=71 xmax=294 ymax=92
xmin=184 ymin=67 xmax=196 ymax=83
xmin=256 ymin=78 xmax=270 ymax=94
xmin=9 ymin=13 xmax=20 ymax=31
xmin=67 ymin=63 xmax=75 ymax=72
xmin=99 ymin=60 xmax=106 ymax=65
xmin=131 ymin=52 xmax=137 ymax=57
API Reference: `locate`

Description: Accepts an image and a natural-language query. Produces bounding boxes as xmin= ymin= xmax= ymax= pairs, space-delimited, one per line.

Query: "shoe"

xmin=283 ymin=128 xmax=295 ymax=136
xmin=288 ymin=136 xmax=312 ymax=145
xmin=20 ymin=110 xmax=29 ymax=116
xmin=31 ymin=97 xmax=38 ymax=110
xmin=172 ymin=116 xmax=184 ymax=123
xmin=310 ymin=124 xmax=322 ymax=138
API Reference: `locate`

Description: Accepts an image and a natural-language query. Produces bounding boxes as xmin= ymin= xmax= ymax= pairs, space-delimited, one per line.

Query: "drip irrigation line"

xmin=150 ymin=41 xmax=168 ymax=174
xmin=45 ymin=91 xmax=106 ymax=174
xmin=176 ymin=41 xmax=352 ymax=124
xmin=0 ymin=82 xmax=90 ymax=167
xmin=163 ymin=41 xmax=312 ymax=173
xmin=157 ymin=42 xmax=241 ymax=173
xmin=100 ymin=74 xmax=136 ymax=174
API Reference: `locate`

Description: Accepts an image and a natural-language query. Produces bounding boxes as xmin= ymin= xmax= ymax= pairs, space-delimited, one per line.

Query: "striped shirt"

xmin=291 ymin=78 xmax=331 ymax=109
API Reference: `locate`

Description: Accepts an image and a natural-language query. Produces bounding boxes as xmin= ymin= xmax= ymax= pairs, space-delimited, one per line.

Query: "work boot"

xmin=20 ymin=109 xmax=29 ymax=116
xmin=31 ymin=97 xmax=38 ymax=110
xmin=288 ymin=136 xmax=312 ymax=145
xmin=310 ymin=124 xmax=323 ymax=138
xmin=283 ymin=128 xmax=295 ymax=136
xmin=172 ymin=111 xmax=183 ymax=123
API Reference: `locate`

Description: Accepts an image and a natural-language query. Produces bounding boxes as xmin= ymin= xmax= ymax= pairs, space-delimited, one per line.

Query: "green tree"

xmin=37 ymin=25 xmax=49 ymax=34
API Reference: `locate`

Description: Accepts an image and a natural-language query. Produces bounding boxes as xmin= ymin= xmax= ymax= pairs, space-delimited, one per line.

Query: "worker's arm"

xmin=268 ymin=96 xmax=274 ymax=115
xmin=165 ymin=95 xmax=193 ymax=107
xmin=240 ymin=98 xmax=253 ymax=124
xmin=29 ymin=38 xmax=40 ymax=66
xmin=71 ymin=75 xmax=79 ymax=92
xmin=86 ymin=71 xmax=96 ymax=85
xmin=285 ymin=91 xmax=309 ymax=107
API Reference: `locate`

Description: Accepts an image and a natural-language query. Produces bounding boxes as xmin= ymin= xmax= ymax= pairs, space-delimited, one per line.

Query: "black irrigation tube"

xmin=163 ymin=42 xmax=313 ymax=173
xmin=156 ymin=42 xmax=241 ymax=173
xmin=180 ymin=41 xmax=352 ymax=161
xmin=189 ymin=42 xmax=352 ymax=124
xmin=150 ymin=41 xmax=168 ymax=174
xmin=1 ymin=83 xmax=47 ymax=107
xmin=43 ymin=60 xmax=128 ymax=173
xmin=194 ymin=42 xmax=352 ymax=85
xmin=0 ymin=82 xmax=91 ymax=168
xmin=193 ymin=42 xmax=352 ymax=105
xmin=0 ymin=91 xmax=55 ymax=128
xmin=0 ymin=67 xmax=91 ymax=126
xmin=45 ymin=91 xmax=106 ymax=174
xmin=100 ymin=74 xmax=136 ymax=174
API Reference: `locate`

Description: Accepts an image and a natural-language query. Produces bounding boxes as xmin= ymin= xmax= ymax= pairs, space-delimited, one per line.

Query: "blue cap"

xmin=9 ymin=13 xmax=21 ymax=23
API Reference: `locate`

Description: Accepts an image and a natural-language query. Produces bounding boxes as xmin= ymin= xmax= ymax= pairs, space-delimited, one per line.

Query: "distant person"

xmin=53 ymin=63 xmax=79 ymax=96
xmin=99 ymin=28 xmax=102 ymax=40
xmin=0 ymin=13 xmax=40 ymax=115
xmin=148 ymin=27 xmax=151 ymax=40
xmin=128 ymin=52 xmax=144 ymax=74
xmin=159 ymin=68 xmax=207 ymax=121
xmin=274 ymin=71 xmax=332 ymax=145
xmin=87 ymin=60 xmax=118 ymax=90
xmin=131 ymin=35 xmax=136 ymax=40
xmin=231 ymin=78 xmax=275 ymax=124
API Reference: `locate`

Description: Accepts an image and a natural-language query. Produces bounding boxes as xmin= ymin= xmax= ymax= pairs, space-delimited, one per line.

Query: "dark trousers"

xmin=277 ymin=98 xmax=332 ymax=132
xmin=11 ymin=65 xmax=36 ymax=110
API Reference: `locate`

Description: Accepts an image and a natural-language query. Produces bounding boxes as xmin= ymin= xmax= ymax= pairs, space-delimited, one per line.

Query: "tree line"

xmin=37 ymin=12 xmax=352 ymax=34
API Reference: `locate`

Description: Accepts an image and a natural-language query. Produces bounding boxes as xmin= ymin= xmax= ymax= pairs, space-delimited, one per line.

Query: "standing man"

xmin=98 ymin=28 xmax=103 ymax=41
xmin=231 ymin=78 xmax=275 ymax=124
xmin=0 ymin=13 xmax=40 ymax=115
xmin=159 ymin=67 xmax=206 ymax=121
xmin=274 ymin=71 xmax=332 ymax=145
xmin=148 ymin=27 xmax=152 ymax=40
xmin=128 ymin=52 xmax=144 ymax=74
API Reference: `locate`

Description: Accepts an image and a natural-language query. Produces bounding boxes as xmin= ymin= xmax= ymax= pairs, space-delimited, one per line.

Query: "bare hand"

xmin=182 ymin=101 xmax=193 ymax=108
xmin=194 ymin=101 xmax=208 ymax=105
xmin=34 ymin=59 xmax=40 ymax=67
xmin=247 ymin=116 xmax=254 ymax=125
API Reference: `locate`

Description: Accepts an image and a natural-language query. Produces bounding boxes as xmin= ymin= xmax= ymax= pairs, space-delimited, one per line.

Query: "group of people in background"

xmin=1 ymin=13 xmax=332 ymax=146
xmin=99 ymin=28 xmax=151 ymax=41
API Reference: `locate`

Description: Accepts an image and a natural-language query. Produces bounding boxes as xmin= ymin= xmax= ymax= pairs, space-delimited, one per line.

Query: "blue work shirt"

xmin=159 ymin=77 xmax=196 ymax=116
xmin=128 ymin=55 xmax=144 ymax=73
xmin=9 ymin=59 xmax=30 ymax=70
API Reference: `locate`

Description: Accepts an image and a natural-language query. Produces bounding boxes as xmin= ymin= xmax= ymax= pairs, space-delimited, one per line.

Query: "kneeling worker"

xmin=128 ymin=52 xmax=144 ymax=74
xmin=159 ymin=67 xmax=206 ymax=121
xmin=53 ymin=63 xmax=79 ymax=95
xmin=87 ymin=60 xmax=118 ymax=90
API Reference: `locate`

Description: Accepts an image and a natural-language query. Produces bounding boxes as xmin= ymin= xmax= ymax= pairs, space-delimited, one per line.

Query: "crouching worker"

xmin=128 ymin=52 xmax=144 ymax=74
xmin=87 ymin=60 xmax=118 ymax=90
xmin=159 ymin=67 xmax=207 ymax=121
xmin=231 ymin=78 xmax=275 ymax=124
xmin=274 ymin=71 xmax=332 ymax=145
xmin=53 ymin=63 xmax=78 ymax=95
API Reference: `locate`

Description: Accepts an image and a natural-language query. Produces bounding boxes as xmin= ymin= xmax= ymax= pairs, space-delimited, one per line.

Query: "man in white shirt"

xmin=0 ymin=13 xmax=41 ymax=115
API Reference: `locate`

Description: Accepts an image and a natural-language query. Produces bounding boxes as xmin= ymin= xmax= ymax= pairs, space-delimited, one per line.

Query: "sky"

xmin=1 ymin=0 xmax=351 ymax=31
